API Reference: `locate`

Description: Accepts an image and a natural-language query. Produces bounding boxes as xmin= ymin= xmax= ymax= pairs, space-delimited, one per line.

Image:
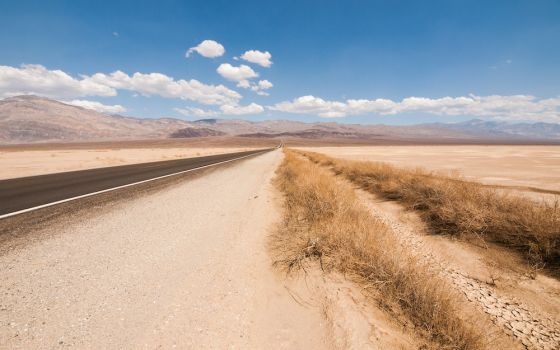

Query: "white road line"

xmin=0 ymin=150 xmax=269 ymax=220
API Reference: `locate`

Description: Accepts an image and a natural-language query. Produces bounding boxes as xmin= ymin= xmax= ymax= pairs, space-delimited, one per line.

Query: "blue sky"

xmin=0 ymin=0 xmax=559 ymax=124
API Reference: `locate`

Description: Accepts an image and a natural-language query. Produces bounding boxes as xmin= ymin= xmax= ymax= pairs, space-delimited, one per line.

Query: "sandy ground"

xmin=298 ymin=146 xmax=560 ymax=194
xmin=0 ymin=147 xmax=257 ymax=180
xmin=0 ymin=150 xmax=337 ymax=349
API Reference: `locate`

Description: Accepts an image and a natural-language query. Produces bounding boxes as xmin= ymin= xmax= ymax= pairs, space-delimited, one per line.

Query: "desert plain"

xmin=298 ymin=145 xmax=560 ymax=192
xmin=2 ymin=2 xmax=559 ymax=348
xmin=1 ymin=141 xmax=559 ymax=350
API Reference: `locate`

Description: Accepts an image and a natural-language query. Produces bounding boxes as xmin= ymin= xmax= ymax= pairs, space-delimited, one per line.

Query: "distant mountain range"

xmin=429 ymin=119 xmax=560 ymax=139
xmin=0 ymin=95 xmax=558 ymax=144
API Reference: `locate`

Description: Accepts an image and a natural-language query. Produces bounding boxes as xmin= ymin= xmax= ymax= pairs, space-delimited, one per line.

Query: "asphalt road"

xmin=0 ymin=148 xmax=272 ymax=217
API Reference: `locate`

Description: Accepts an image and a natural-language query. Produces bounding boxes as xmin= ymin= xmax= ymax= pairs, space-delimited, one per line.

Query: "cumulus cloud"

xmin=240 ymin=50 xmax=272 ymax=68
xmin=0 ymin=64 xmax=241 ymax=106
xmin=233 ymin=79 xmax=273 ymax=96
xmin=186 ymin=40 xmax=225 ymax=58
xmin=250 ymin=80 xmax=273 ymax=96
xmin=64 ymin=99 xmax=126 ymax=114
xmin=236 ymin=80 xmax=251 ymax=89
xmin=216 ymin=63 xmax=259 ymax=89
xmin=174 ymin=102 xmax=264 ymax=117
xmin=271 ymin=95 xmax=349 ymax=118
xmin=256 ymin=79 xmax=273 ymax=90
xmin=270 ymin=94 xmax=560 ymax=122
xmin=220 ymin=103 xmax=264 ymax=115
xmin=173 ymin=106 xmax=219 ymax=117
xmin=0 ymin=64 xmax=116 ymax=98
xmin=85 ymin=70 xmax=241 ymax=105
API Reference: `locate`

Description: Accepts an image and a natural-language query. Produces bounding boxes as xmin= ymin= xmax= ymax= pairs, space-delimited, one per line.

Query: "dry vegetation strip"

xmin=298 ymin=150 xmax=560 ymax=274
xmin=271 ymin=149 xmax=486 ymax=350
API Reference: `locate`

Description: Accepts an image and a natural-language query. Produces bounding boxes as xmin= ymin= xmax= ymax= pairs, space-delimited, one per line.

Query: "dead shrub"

xmin=271 ymin=150 xmax=486 ymax=350
xmin=298 ymin=150 xmax=560 ymax=274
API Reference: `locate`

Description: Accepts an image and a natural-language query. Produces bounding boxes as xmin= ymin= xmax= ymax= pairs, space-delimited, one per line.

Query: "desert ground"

xmin=0 ymin=150 xmax=334 ymax=349
xmin=1 ymin=148 xmax=414 ymax=350
xmin=297 ymin=145 xmax=560 ymax=193
xmin=1 ymin=143 xmax=559 ymax=349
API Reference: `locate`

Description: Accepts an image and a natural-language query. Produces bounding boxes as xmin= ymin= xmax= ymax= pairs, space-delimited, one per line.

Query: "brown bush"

xmin=271 ymin=149 xmax=485 ymax=350
xmin=298 ymin=150 xmax=560 ymax=273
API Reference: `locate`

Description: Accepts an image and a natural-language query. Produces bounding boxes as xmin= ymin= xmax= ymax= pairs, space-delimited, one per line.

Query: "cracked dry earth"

xmin=357 ymin=190 xmax=560 ymax=350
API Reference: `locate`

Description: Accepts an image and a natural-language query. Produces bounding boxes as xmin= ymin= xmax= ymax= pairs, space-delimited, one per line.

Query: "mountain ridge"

xmin=1 ymin=95 xmax=558 ymax=144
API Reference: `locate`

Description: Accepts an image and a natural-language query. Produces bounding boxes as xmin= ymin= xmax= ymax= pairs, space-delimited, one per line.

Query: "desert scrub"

xmin=298 ymin=150 xmax=560 ymax=274
xmin=271 ymin=149 xmax=486 ymax=350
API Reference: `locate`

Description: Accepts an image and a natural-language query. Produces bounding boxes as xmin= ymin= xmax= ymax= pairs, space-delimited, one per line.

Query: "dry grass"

xmin=271 ymin=149 xmax=486 ymax=350
xmin=298 ymin=150 xmax=560 ymax=275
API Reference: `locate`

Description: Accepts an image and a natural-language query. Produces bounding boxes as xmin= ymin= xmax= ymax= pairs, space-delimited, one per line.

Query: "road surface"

xmin=0 ymin=148 xmax=272 ymax=217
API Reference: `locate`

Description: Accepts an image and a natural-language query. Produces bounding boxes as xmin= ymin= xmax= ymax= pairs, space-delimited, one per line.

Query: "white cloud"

xmin=64 ymin=99 xmax=126 ymax=114
xmin=250 ymin=79 xmax=273 ymax=96
xmin=85 ymin=70 xmax=241 ymax=105
xmin=0 ymin=64 xmax=241 ymax=106
xmin=234 ymin=79 xmax=273 ymax=96
xmin=271 ymin=95 xmax=349 ymax=118
xmin=186 ymin=40 xmax=225 ymax=58
xmin=270 ymin=94 xmax=560 ymax=122
xmin=216 ymin=63 xmax=258 ymax=84
xmin=256 ymin=79 xmax=273 ymax=90
xmin=220 ymin=103 xmax=264 ymax=115
xmin=174 ymin=102 xmax=264 ymax=117
xmin=240 ymin=50 xmax=272 ymax=68
xmin=112 ymin=32 xmax=119 ymax=37
xmin=236 ymin=80 xmax=251 ymax=89
xmin=0 ymin=64 xmax=116 ymax=98
xmin=173 ymin=106 xmax=219 ymax=117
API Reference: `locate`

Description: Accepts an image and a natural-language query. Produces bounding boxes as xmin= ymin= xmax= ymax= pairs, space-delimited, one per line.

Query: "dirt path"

xmin=0 ymin=150 xmax=332 ymax=349
xmin=356 ymin=190 xmax=560 ymax=350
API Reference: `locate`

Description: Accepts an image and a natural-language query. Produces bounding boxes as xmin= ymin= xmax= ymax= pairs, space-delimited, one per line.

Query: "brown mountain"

xmin=0 ymin=95 xmax=191 ymax=143
xmin=1 ymin=95 xmax=558 ymax=144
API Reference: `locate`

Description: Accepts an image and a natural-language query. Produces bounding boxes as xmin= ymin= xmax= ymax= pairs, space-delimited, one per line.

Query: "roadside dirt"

xmin=281 ymin=267 xmax=422 ymax=350
xmin=0 ymin=150 xmax=335 ymax=349
xmin=356 ymin=189 xmax=560 ymax=350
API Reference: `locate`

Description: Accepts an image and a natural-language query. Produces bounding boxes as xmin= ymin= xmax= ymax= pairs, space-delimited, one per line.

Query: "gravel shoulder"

xmin=0 ymin=150 xmax=331 ymax=349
